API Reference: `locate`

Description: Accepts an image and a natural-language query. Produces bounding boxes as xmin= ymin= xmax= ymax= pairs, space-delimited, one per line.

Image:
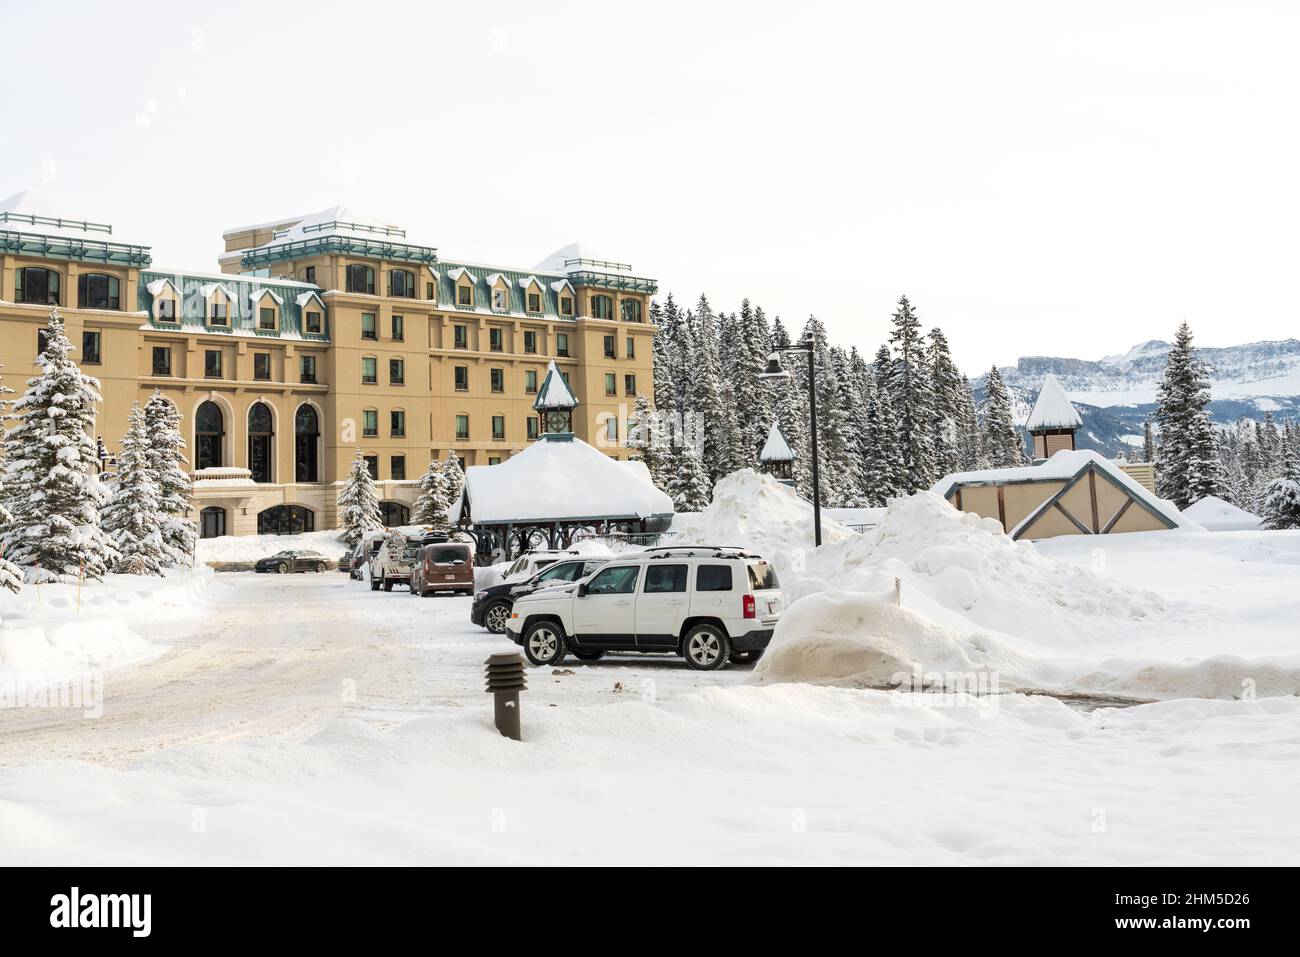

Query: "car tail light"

xmin=743 ymin=594 xmax=756 ymax=619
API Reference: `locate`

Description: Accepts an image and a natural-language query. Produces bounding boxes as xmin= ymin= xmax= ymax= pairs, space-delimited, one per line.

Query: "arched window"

xmin=591 ymin=294 xmax=613 ymax=319
xmin=78 ymin=273 xmax=121 ymax=310
xmin=346 ymin=264 xmax=375 ymax=295
xmin=295 ymin=404 xmax=320 ymax=483
xmin=257 ymin=505 xmax=315 ymax=535
xmin=380 ymin=501 xmax=410 ymax=527
xmin=196 ymin=401 xmax=224 ymax=470
xmin=620 ymin=298 xmax=642 ymax=323
xmin=247 ymin=402 xmax=274 ymax=483
xmin=199 ymin=507 xmax=227 ymax=539
xmin=15 ymin=267 xmax=60 ymax=305
xmin=388 ymin=268 xmax=416 ymax=298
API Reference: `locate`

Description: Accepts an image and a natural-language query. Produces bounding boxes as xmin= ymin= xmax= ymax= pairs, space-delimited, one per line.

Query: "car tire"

xmin=316 ymin=562 xmax=327 ymax=573
xmin=483 ymin=601 xmax=512 ymax=635
xmin=277 ymin=563 xmax=288 ymax=575
xmin=383 ymin=580 xmax=394 ymax=592
xmin=683 ymin=624 xmax=730 ymax=671
xmin=370 ymin=578 xmax=381 ymax=591
xmin=573 ymin=649 xmax=606 ymax=661
xmin=522 ymin=620 xmax=567 ymax=667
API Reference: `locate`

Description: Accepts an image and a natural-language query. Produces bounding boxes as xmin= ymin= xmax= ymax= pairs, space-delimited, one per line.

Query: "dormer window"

xmin=389 ymin=268 xmax=416 ymax=298
xmin=78 ymin=273 xmax=121 ymax=310
xmin=560 ymin=295 xmax=574 ymax=317
xmin=457 ymin=284 xmax=473 ymax=307
xmin=203 ymin=285 xmax=234 ymax=326
xmin=305 ymin=310 xmax=322 ymax=334
xmin=491 ymin=287 xmax=508 ymax=312
xmin=157 ymin=298 xmax=177 ymax=320
xmin=346 ymin=264 xmax=375 ymax=295
xmin=259 ymin=307 xmax=276 ymax=330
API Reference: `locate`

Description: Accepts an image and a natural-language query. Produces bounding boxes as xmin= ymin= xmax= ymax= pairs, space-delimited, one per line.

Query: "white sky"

xmin=5 ymin=0 xmax=1298 ymax=373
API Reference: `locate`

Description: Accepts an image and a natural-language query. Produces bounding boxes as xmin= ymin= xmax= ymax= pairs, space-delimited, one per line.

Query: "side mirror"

xmin=577 ymin=582 xmax=589 ymax=598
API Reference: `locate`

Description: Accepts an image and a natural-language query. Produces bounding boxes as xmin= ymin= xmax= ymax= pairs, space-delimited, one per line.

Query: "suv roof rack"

xmin=640 ymin=545 xmax=761 ymax=558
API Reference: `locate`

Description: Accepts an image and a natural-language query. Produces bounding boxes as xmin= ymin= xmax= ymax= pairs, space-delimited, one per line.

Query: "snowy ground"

xmin=2 ymin=505 xmax=1299 ymax=864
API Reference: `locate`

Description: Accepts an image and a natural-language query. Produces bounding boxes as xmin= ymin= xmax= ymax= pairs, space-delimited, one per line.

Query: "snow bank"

xmin=1182 ymin=495 xmax=1263 ymax=532
xmin=196 ymin=529 xmax=349 ymax=564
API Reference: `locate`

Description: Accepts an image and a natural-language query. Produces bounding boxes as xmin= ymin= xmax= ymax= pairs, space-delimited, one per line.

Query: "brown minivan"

xmin=410 ymin=542 xmax=475 ymax=597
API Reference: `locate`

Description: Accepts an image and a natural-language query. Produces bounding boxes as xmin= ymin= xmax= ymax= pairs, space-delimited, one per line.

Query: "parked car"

xmin=471 ymin=557 xmax=609 ymax=633
xmin=351 ymin=530 xmax=391 ymax=581
xmin=500 ymin=549 xmax=581 ymax=584
xmin=505 ymin=546 xmax=783 ymax=670
xmin=410 ymin=541 xmax=476 ymax=597
xmin=254 ymin=550 xmax=331 ymax=574
xmin=370 ymin=533 xmax=419 ymax=591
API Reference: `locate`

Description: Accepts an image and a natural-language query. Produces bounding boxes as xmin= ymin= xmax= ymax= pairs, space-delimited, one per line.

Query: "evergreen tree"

xmin=0 ymin=360 xmax=18 ymax=591
xmin=684 ymin=295 xmax=730 ymax=482
xmin=441 ymin=449 xmax=466 ymax=507
xmin=336 ymin=450 xmax=383 ymax=546
xmin=1154 ymin=321 xmax=1222 ymax=509
xmin=866 ymin=345 xmax=908 ymax=500
xmin=955 ymin=380 xmax=985 ymax=471
xmin=1260 ymin=438 xmax=1300 ymax=529
xmin=102 ymin=404 xmax=166 ymax=576
xmin=411 ymin=458 xmax=451 ymax=529
xmin=665 ymin=432 xmax=711 ymax=511
xmin=981 ymin=365 xmax=1025 ymax=468
xmin=143 ymin=389 xmax=196 ymax=564
xmin=0 ymin=309 xmax=118 ymax=582
xmin=625 ymin=393 xmax=673 ymax=488
xmin=926 ymin=327 xmax=964 ymax=478
xmin=1142 ymin=419 xmax=1157 ymax=464
xmin=886 ymin=296 xmax=937 ymax=490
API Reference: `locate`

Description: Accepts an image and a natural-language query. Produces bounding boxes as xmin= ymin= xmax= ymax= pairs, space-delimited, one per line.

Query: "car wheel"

xmin=683 ymin=624 xmax=730 ymax=671
xmin=523 ymin=621 xmax=567 ymax=667
xmin=370 ymin=578 xmax=381 ymax=591
xmin=573 ymin=649 xmax=606 ymax=661
xmin=383 ymin=580 xmax=393 ymax=592
xmin=316 ymin=562 xmax=327 ymax=573
xmin=277 ymin=563 xmax=288 ymax=575
xmin=483 ymin=601 xmax=512 ymax=635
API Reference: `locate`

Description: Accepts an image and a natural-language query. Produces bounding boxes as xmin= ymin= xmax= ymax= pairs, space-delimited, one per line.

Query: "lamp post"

xmin=759 ymin=333 xmax=822 ymax=547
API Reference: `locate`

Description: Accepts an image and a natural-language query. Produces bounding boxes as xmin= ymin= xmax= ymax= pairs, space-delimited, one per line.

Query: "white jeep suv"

xmin=505 ymin=546 xmax=783 ymax=670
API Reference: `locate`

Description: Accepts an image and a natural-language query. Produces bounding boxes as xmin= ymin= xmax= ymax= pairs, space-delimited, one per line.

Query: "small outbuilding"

xmin=1026 ymin=373 xmax=1083 ymax=462
xmin=759 ymin=421 xmax=796 ymax=486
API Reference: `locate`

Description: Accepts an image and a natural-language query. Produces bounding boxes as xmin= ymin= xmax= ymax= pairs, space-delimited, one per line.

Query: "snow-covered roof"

xmin=295 ymin=290 xmax=326 ymax=309
xmin=484 ymin=272 xmax=509 ymax=287
xmin=759 ymin=421 xmax=796 ymax=462
xmin=198 ymin=282 xmax=236 ymax=302
xmin=0 ymin=189 xmax=148 ymax=247
xmin=248 ymin=287 xmax=284 ymax=307
xmin=451 ymin=437 xmax=674 ymax=525
xmin=534 ymin=241 xmax=634 ymax=276
xmin=146 ymin=277 xmax=179 ymax=297
xmin=446 ymin=266 xmax=476 ymax=283
xmin=228 ymin=204 xmax=430 ymax=253
xmin=1182 ymin=495 xmax=1263 ymax=532
xmin=533 ymin=360 xmax=579 ymax=411
xmin=1025 ymin=374 xmax=1082 ymax=431
xmin=518 ymin=275 xmax=544 ymax=290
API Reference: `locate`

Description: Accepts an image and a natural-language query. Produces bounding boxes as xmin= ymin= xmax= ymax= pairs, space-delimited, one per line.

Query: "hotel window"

xmin=626 ymin=336 xmax=635 ymax=359
xmin=209 ymin=298 xmax=229 ymax=324
xmin=81 ymin=331 xmax=102 ymax=364
xmin=390 ymin=358 xmax=404 ymax=385
xmin=205 ymin=350 xmax=222 ymax=378
xmin=488 ymin=456 xmax=501 ymax=466
xmin=603 ymin=335 xmax=616 ymax=358
xmin=390 ymin=410 xmax=406 ymax=437
xmin=364 ymin=455 xmax=379 ymax=480
xmin=625 ymin=374 xmax=636 ymax=396
xmin=305 ymin=310 xmax=322 ymax=334
xmin=592 ymin=295 xmax=613 ymax=320
xmin=152 ymin=346 xmax=172 ymax=376
xmin=259 ymin=307 xmax=276 ymax=330
xmin=490 ymin=368 xmax=504 ymax=393
xmin=605 ymin=373 xmax=616 ymax=396
xmin=304 ymin=266 xmax=316 ymax=284
xmin=389 ymin=268 xmax=416 ymax=298
xmin=556 ymin=333 xmax=570 ymax=357
xmin=16 ymin=267 xmax=60 ymax=305
xmin=524 ymin=369 xmax=538 ymax=394
xmin=361 ymin=312 xmax=377 ymax=340
xmin=492 ymin=415 xmax=505 ymax=440
xmin=491 ymin=287 xmax=508 ymax=312
xmin=363 ymin=409 xmax=379 ymax=437
xmin=78 ymin=273 xmax=120 ymax=310
xmin=621 ymin=299 xmax=643 ymax=323
xmin=457 ymin=283 xmax=473 ymax=307
xmin=560 ymin=295 xmax=574 ymax=317
xmin=254 ymin=352 xmax=271 ymax=381
xmin=157 ymin=297 xmax=177 ymax=321
xmin=425 ymin=281 xmax=434 ymax=300
xmin=37 ymin=330 xmax=50 ymax=354
xmin=454 ymin=366 xmax=469 ymax=391
xmin=300 ymin=355 xmax=317 ymax=384
xmin=455 ymin=414 xmax=470 ymax=440
xmin=526 ymin=417 xmax=539 ymax=440
xmin=453 ymin=324 xmax=468 ymax=349
xmin=527 ymin=291 xmax=541 ymax=313
xmin=523 ymin=330 xmax=537 ymax=353
xmin=391 ymin=314 xmax=404 ymax=341
xmin=605 ymin=417 xmax=618 ymax=442
xmin=391 ymin=455 xmax=406 ymax=480
xmin=346 ymin=264 xmax=375 ymax=295
xmin=489 ymin=328 xmax=503 ymax=351
xmin=361 ymin=356 xmax=377 ymax=384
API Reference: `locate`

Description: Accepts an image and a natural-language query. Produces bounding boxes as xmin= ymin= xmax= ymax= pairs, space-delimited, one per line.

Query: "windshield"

xmin=272 ymin=551 xmax=293 ymax=558
xmin=748 ymin=561 xmax=779 ymax=590
xmin=536 ymin=562 xmax=577 ymax=583
xmin=429 ymin=548 xmax=468 ymax=565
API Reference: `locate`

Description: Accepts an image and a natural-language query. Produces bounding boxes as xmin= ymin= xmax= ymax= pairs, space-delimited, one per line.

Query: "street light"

xmin=758 ymin=333 xmax=822 ymax=547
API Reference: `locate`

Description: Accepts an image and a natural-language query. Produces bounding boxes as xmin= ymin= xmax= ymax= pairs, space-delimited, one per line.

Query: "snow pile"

xmin=1182 ymin=495 xmax=1263 ymax=532
xmin=196 ymin=529 xmax=349 ymax=564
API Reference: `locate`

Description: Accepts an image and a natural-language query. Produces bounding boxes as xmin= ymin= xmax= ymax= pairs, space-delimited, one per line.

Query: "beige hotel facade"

xmin=0 ymin=195 xmax=657 ymax=537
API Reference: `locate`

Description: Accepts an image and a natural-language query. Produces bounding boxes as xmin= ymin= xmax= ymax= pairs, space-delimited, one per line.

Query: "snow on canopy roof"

xmin=1025 ymin=374 xmax=1082 ymax=431
xmin=533 ymin=359 xmax=578 ymax=410
xmin=451 ymin=436 xmax=674 ymax=525
xmin=760 ymin=421 xmax=796 ymax=462
xmin=1182 ymin=495 xmax=1263 ymax=531
xmin=534 ymin=241 xmax=634 ymax=276
xmin=932 ymin=449 xmax=1192 ymax=533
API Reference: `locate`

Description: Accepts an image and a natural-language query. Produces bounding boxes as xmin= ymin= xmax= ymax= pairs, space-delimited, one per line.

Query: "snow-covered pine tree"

xmin=0 ymin=360 xmax=18 ymax=592
xmin=886 ymin=296 xmax=937 ymax=491
xmin=684 ymin=295 xmax=731 ymax=483
xmin=1260 ymin=435 xmax=1300 ymax=529
xmin=102 ymin=404 xmax=166 ymax=576
xmin=411 ymin=457 xmax=451 ymax=529
xmin=143 ymin=389 xmax=197 ymax=564
xmin=0 ymin=309 xmax=119 ymax=582
xmin=955 ymin=379 xmax=985 ymax=471
xmin=665 ymin=431 xmax=711 ymax=512
xmin=866 ymin=345 xmax=908 ymax=501
xmin=336 ymin=449 xmax=384 ymax=547
xmin=625 ymin=393 xmax=672 ymax=489
xmin=926 ymin=327 xmax=964 ymax=479
xmin=981 ymin=365 xmax=1025 ymax=469
xmin=1142 ymin=419 xmax=1157 ymax=464
xmin=826 ymin=345 xmax=864 ymax=505
xmin=441 ymin=449 xmax=466 ymax=508
xmin=1154 ymin=321 xmax=1222 ymax=509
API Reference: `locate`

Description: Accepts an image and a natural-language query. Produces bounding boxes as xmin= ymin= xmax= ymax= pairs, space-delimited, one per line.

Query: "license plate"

xmin=444 ymin=574 xmax=456 ymax=580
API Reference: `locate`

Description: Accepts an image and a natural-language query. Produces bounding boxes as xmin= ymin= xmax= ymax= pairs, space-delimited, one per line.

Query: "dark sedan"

xmin=254 ymin=550 xmax=331 ymax=574
xmin=471 ymin=557 xmax=608 ymax=633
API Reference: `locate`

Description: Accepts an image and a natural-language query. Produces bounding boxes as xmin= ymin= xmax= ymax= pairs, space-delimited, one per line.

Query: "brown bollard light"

xmin=485 ymin=653 xmax=527 ymax=741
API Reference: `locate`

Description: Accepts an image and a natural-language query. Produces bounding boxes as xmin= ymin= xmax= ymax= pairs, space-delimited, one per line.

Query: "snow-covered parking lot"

xmin=3 ymin=497 xmax=1300 ymax=865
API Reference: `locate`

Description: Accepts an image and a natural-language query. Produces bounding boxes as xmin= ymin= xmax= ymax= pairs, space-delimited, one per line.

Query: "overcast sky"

xmin=5 ymin=0 xmax=1298 ymax=373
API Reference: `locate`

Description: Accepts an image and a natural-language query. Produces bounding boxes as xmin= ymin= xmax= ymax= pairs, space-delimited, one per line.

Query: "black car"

xmin=254 ymin=550 xmax=331 ymax=574
xmin=471 ymin=557 xmax=608 ymax=634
